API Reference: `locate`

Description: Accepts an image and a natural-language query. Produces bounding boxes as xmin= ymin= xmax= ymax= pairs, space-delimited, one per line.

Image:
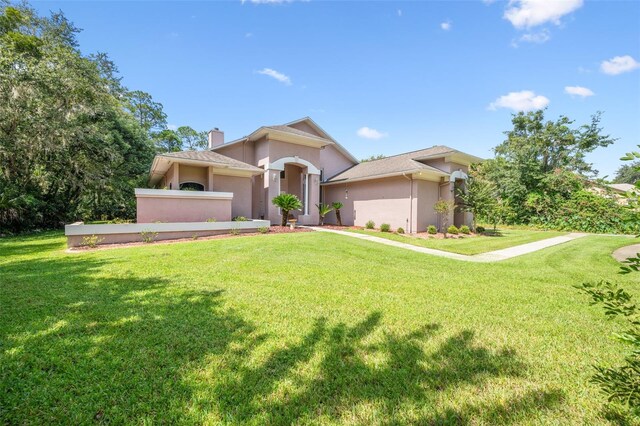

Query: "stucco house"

xmin=146 ymin=117 xmax=482 ymax=233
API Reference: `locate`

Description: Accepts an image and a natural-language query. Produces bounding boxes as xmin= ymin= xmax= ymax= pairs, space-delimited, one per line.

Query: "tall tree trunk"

xmin=281 ymin=209 xmax=288 ymax=226
xmin=336 ymin=209 xmax=342 ymax=226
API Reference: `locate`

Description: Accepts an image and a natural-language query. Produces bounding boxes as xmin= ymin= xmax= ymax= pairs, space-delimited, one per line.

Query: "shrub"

xmin=460 ymin=225 xmax=470 ymax=235
xmin=365 ymin=220 xmax=375 ymax=229
xmin=206 ymin=217 xmax=216 ymax=222
xmin=447 ymin=225 xmax=459 ymax=235
xmin=380 ymin=223 xmax=391 ymax=232
xmin=81 ymin=234 xmax=103 ymax=248
xmin=396 ymin=227 xmax=405 ymax=234
xmin=272 ymin=193 xmax=303 ymax=226
xmin=232 ymin=216 xmax=248 ymax=222
xmin=191 ymin=234 xmax=199 ymax=240
xmin=230 ymin=228 xmax=240 ymax=236
xmin=427 ymin=225 xmax=437 ymax=234
xmin=476 ymin=225 xmax=486 ymax=233
xmin=140 ymin=230 xmax=158 ymax=243
xmin=258 ymin=226 xmax=269 ymax=234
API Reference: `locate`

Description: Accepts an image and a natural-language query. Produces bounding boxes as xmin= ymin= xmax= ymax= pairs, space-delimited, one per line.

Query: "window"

xmin=179 ymin=182 xmax=205 ymax=191
xmin=280 ymin=170 xmax=286 ymax=179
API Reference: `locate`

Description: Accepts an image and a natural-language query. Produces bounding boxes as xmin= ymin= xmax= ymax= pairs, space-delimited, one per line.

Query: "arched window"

xmin=179 ymin=182 xmax=205 ymax=191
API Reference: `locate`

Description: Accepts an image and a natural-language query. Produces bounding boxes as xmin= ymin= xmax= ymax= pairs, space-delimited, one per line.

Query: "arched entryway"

xmin=267 ymin=156 xmax=321 ymax=225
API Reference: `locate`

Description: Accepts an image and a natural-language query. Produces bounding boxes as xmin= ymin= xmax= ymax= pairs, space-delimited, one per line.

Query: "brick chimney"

xmin=208 ymin=128 xmax=224 ymax=149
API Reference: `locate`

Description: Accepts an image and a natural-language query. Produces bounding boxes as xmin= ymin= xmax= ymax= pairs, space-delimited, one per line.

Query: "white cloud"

xmin=397 ymin=9 xmax=402 ymax=17
xmin=504 ymin=0 xmax=583 ymax=29
xmin=520 ymin=29 xmax=550 ymax=43
xmin=600 ymin=55 xmax=640 ymax=75
xmin=357 ymin=127 xmax=388 ymax=140
xmin=256 ymin=68 xmax=292 ymax=85
xmin=564 ymin=86 xmax=594 ymax=97
xmin=440 ymin=21 xmax=452 ymax=31
xmin=489 ymin=90 xmax=550 ymax=112
xmin=167 ymin=124 xmax=177 ymax=130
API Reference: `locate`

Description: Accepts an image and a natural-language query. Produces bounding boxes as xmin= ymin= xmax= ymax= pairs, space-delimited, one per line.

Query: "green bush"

xmin=380 ymin=223 xmax=391 ymax=232
xmin=476 ymin=226 xmax=486 ymax=233
xmin=258 ymin=226 xmax=269 ymax=234
xmin=230 ymin=228 xmax=240 ymax=236
xmin=396 ymin=227 xmax=405 ymax=234
xmin=447 ymin=225 xmax=459 ymax=235
xmin=140 ymin=230 xmax=158 ymax=244
xmin=460 ymin=225 xmax=470 ymax=234
xmin=81 ymin=234 xmax=103 ymax=248
xmin=365 ymin=220 xmax=375 ymax=229
xmin=206 ymin=217 xmax=216 ymax=223
xmin=232 ymin=216 xmax=248 ymax=222
xmin=427 ymin=225 xmax=437 ymax=234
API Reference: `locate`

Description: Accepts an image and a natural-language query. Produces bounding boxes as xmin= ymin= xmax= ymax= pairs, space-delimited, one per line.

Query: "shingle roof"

xmin=160 ymin=150 xmax=263 ymax=172
xmin=608 ymin=183 xmax=637 ymax=193
xmin=326 ymin=146 xmax=459 ymax=182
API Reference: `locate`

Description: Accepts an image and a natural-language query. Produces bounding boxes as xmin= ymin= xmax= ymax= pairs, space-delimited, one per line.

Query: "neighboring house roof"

xmin=608 ymin=183 xmax=637 ymax=193
xmin=325 ymin=146 xmax=483 ymax=184
xmin=148 ymin=150 xmax=263 ymax=186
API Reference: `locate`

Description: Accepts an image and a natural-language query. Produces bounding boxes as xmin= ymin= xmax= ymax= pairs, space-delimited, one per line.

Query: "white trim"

xmin=450 ymin=170 xmax=469 ymax=181
xmin=65 ymin=220 xmax=271 ymax=236
xmin=135 ymin=188 xmax=233 ymax=200
xmin=322 ymin=169 xmax=448 ymax=186
xmin=268 ymin=156 xmax=321 ymax=175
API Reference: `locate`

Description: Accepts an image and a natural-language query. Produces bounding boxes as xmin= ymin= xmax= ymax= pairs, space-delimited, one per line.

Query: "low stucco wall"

xmin=135 ymin=189 xmax=233 ymax=223
xmin=65 ymin=219 xmax=271 ymax=248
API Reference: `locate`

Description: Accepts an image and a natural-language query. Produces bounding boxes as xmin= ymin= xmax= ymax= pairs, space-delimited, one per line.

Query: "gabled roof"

xmin=211 ymin=117 xmax=359 ymax=164
xmin=149 ymin=150 xmax=263 ymax=186
xmin=325 ymin=145 xmax=483 ymax=184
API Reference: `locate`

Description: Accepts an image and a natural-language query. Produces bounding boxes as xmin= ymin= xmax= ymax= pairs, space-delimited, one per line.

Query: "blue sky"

xmin=34 ymin=0 xmax=640 ymax=178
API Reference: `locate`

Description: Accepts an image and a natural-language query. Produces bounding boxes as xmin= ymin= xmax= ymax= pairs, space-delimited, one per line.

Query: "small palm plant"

xmin=272 ymin=193 xmax=302 ymax=226
xmin=316 ymin=203 xmax=334 ymax=225
xmin=331 ymin=202 xmax=344 ymax=226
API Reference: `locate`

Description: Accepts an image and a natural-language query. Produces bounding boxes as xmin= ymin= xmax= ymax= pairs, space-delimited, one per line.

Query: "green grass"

xmin=1 ymin=230 xmax=638 ymax=424
xmin=348 ymin=228 xmax=568 ymax=255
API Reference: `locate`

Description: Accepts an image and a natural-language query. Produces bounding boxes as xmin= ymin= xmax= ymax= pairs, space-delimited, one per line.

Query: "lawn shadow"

xmin=482 ymin=229 xmax=505 ymax=237
xmin=213 ymin=311 xmax=563 ymax=424
xmin=0 ymin=254 xmax=256 ymax=424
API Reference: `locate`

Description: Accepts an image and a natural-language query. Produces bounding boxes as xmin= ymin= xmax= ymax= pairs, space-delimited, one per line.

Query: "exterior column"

xmin=207 ymin=166 xmax=214 ymax=191
xmin=266 ymin=169 xmax=282 ymax=225
xmin=304 ymin=173 xmax=309 ymax=215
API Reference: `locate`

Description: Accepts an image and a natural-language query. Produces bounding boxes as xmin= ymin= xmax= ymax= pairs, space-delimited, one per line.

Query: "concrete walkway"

xmin=307 ymin=227 xmax=588 ymax=263
xmin=612 ymin=243 xmax=640 ymax=262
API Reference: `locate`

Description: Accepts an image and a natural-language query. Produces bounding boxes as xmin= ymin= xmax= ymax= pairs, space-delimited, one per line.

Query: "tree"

xmin=614 ymin=161 xmax=640 ymax=184
xmin=360 ymin=154 xmax=386 ymax=162
xmin=0 ymin=4 xmax=155 ymax=231
xmin=455 ymin=169 xmax=496 ymax=230
xmin=433 ymin=199 xmax=455 ymax=237
xmin=177 ymin=126 xmax=207 ymax=151
xmin=316 ymin=203 xmax=333 ymax=226
xmin=125 ymin=90 xmax=167 ymax=134
xmin=152 ymin=129 xmax=182 ymax=153
xmin=331 ymin=202 xmax=344 ymax=226
xmin=272 ymin=193 xmax=302 ymax=226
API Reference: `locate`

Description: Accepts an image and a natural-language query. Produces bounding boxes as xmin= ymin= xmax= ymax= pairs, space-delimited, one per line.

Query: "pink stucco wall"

xmin=210 ymin=175 xmax=253 ymax=218
xmin=137 ymin=196 xmax=232 ymax=223
xmin=320 ymin=145 xmax=356 ymax=180
xmin=179 ymin=165 xmax=208 ymax=189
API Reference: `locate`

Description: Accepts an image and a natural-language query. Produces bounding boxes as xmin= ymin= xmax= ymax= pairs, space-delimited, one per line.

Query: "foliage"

xmin=257 ymin=226 xmax=269 ymax=234
xmin=613 ymin=161 xmax=640 ymax=185
xmin=140 ymin=230 xmax=158 ymax=243
xmin=360 ymin=154 xmax=386 ymax=162
xmin=176 ymin=126 xmax=207 ymax=151
xmin=331 ymin=202 xmax=344 ymax=226
xmin=81 ymin=234 xmax=103 ymax=248
xmin=316 ymin=203 xmax=333 ymax=226
xmin=365 ymin=220 xmax=375 ymax=230
xmin=380 ymin=223 xmax=391 ymax=233
xmin=230 ymin=228 xmax=240 ymax=236
xmin=475 ymin=110 xmax=625 ymax=233
xmin=476 ymin=226 xmax=485 ymax=233
xmin=447 ymin=225 xmax=459 ymax=235
xmin=272 ymin=193 xmax=302 ymax=226
xmin=206 ymin=218 xmax=217 ymax=223
xmin=456 ymin=169 xmax=497 ymax=230
xmin=0 ymin=4 xmax=156 ymax=231
xmin=232 ymin=216 xmax=248 ymax=222
xmin=460 ymin=225 xmax=470 ymax=235
xmin=427 ymin=225 xmax=437 ymax=235
xmin=434 ymin=200 xmax=455 ymax=235
xmin=396 ymin=227 xmax=404 ymax=234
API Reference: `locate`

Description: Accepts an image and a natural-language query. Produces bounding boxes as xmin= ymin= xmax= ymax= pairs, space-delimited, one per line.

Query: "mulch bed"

xmin=66 ymin=225 xmax=311 ymax=253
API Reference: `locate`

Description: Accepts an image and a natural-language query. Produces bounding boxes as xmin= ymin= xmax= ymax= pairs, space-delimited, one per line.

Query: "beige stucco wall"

xmin=320 ymin=145 xmax=356 ymax=180
xmin=164 ymin=163 xmax=180 ymax=190
xmin=288 ymin=121 xmax=321 ymax=136
xmin=179 ymin=165 xmax=208 ymax=189
xmin=268 ymin=140 xmax=321 ymax=166
xmin=210 ymin=175 xmax=253 ymax=218
xmin=137 ymin=197 xmax=232 ymax=223
xmin=415 ymin=180 xmax=440 ymax=232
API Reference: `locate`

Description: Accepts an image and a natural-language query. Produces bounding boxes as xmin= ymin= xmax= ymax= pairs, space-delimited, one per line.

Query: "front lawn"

xmin=347 ymin=228 xmax=568 ymax=255
xmin=0 ymin=231 xmax=637 ymax=424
